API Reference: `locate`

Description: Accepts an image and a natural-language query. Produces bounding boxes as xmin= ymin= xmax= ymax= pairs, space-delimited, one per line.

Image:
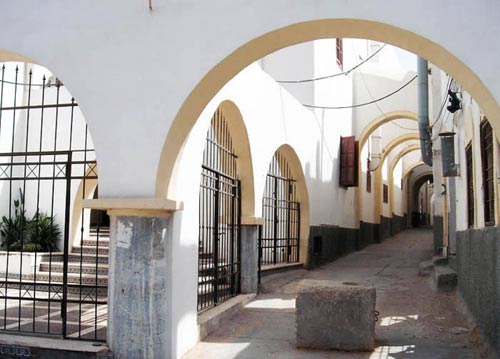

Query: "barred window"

xmin=480 ymin=120 xmax=495 ymax=225
xmin=465 ymin=142 xmax=474 ymax=228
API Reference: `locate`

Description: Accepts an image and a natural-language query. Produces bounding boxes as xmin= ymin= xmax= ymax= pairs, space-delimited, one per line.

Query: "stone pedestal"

xmin=108 ymin=215 xmax=169 ymax=359
xmin=240 ymin=225 xmax=259 ymax=294
xmin=296 ymin=280 xmax=376 ymax=351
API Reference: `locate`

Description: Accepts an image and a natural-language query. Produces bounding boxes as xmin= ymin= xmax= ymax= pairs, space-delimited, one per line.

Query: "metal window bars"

xmin=0 ymin=64 xmax=107 ymax=341
xmin=198 ymin=108 xmax=241 ymax=312
xmin=260 ymin=150 xmax=300 ymax=271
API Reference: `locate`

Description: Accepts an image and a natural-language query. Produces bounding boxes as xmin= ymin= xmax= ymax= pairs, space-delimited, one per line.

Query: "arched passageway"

xmin=157 ymin=19 xmax=500 ymax=199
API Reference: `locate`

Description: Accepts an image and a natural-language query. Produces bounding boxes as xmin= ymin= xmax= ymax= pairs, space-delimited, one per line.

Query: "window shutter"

xmin=339 ymin=136 xmax=359 ymax=187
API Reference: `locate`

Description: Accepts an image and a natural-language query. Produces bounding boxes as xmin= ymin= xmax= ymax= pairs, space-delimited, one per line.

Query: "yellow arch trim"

xmin=406 ymin=170 xmax=433 ymax=221
xmin=402 ymin=161 xmax=427 ymax=184
xmin=155 ymin=18 xmax=500 ymax=199
xmin=358 ymin=111 xmax=418 ymax=150
xmin=357 ymin=111 xmax=418 ymax=225
xmin=374 ymin=133 xmax=420 ymax=222
xmin=270 ymin=144 xmax=311 ymax=265
xmin=388 ymin=144 xmax=421 ymax=215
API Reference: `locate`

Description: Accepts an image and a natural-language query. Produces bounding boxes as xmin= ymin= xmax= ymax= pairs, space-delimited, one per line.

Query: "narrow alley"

xmin=184 ymin=229 xmax=485 ymax=359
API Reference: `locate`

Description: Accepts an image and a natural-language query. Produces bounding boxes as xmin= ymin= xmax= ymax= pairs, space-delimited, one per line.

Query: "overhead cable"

xmin=276 ymin=44 xmax=387 ymax=83
xmin=302 ymin=75 xmax=417 ymax=110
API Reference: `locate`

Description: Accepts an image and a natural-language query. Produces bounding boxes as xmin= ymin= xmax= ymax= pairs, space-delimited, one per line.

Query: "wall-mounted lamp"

xmin=447 ymin=90 xmax=461 ymax=113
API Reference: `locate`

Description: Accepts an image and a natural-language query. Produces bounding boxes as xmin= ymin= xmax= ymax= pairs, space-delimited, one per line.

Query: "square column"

xmin=107 ymin=214 xmax=170 ymax=359
xmin=240 ymin=224 xmax=259 ymax=294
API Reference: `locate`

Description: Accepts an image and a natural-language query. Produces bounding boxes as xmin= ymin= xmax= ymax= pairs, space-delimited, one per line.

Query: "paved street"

xmin=184 ymin=229 xmax=488 ymax=359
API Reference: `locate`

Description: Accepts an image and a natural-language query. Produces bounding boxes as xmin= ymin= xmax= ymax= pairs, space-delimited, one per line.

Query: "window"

xmin=465 ymin=142 xmax=474 ymax=228
xmin=383 ymin=184 xmax=389 ymax=203
xmin=336 ymin=38 xmax=343 ymax=71
xmin=480 ymin=119 xmax=495 ymax=225
xmin=339 ymin=136 xmax=359 ymax=187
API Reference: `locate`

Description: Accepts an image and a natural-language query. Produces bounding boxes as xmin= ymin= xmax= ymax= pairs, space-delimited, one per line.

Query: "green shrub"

xmin=0 ymin=189 xmax=31 ymax=251
xmin=0 ymin=189 xmax=60 ymax=252
xmin=30 ymin=212 xmax=60 ymax=252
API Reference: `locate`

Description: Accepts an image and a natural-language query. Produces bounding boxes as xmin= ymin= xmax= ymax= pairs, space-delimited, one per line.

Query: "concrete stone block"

xmin=432 ymin=256 xmax=448 ymax=266
xmin=296 ymin=279 xmax=376 ymax=351
xmin=418 ymin=260 xmax=434 ymax=277
xmin=433 ymin=266 xmax=457 ymax=291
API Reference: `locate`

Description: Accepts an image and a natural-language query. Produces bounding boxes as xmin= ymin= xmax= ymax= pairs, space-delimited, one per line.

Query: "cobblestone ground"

xmin=183 ymin=229 xmax=491 ymax=359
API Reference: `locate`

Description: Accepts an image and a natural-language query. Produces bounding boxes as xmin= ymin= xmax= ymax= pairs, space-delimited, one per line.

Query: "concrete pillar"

xmin=107 ymin=215 xmax=169 ymax=359
xmin=240 ymin=225 xmax=259 ymax=294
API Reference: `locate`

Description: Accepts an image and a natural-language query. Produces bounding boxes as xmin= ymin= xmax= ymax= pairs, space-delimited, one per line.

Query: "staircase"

xmin=198 ymin=249 xmax=237 ymax=309
xmin=2 ymin=228 xmax=110 ymax=298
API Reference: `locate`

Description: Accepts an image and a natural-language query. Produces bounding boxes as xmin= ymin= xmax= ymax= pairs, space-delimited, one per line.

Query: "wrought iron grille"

xmin=198 ymin=109 xmax=241 ymax=312
xmin=260 ymin=150 xmax=300 ymax=270
xmin=0 ymin=64 xmax=107 ymax=341
xmin=480 ymin=120 xmax=495 ymax=226
xmin=465 ymin=142 xmax=474 ymax=228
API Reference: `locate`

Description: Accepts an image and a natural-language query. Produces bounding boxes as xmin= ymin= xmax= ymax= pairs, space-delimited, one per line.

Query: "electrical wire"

xmin=431 ymin=77 xmax=455 ymax=140
xmin=358 ymin=68 xmax=418 ymax=131
xmin=302 ymin=75 xmax=417 ymax=110
xmin=431 ymin=76 xmax=452 ymax=127
xmin=276 ymin=44 xmax=387 ymax=83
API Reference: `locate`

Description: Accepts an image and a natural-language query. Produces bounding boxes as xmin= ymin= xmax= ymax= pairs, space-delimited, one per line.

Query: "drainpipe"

xmin=418 ymin=57 xmax=433 ymax=166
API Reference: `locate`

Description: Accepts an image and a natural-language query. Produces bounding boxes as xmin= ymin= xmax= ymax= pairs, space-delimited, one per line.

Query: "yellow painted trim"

xmin=82 ymin=198 xmax=183 ymax=214
xmin=407 ymin=170 xmax=433 ymax=219
xmin=358 ymin=111 xmax=418 ymax=150
xmin=374 ymin=133 xmax=420 ymax=221
xmin=402 ymin=161 xmax=427 ymax=184
xmin=357 ymin=111 xmax=418 ymax=226
xmin=271 ymin=144 xmax=311 ymax=265
xmin=107 ymin=209 xmax=175 ymax=218
xmin=241 ymin=217 xmax=264 ymax=226
xmin=388 ymin=144 xmax=420 ymax=215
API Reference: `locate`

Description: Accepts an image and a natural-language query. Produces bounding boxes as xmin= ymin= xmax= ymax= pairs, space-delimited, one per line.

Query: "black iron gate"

xmin=260 ymin=151 xmax=300 ymax=270
xmin=0 ymin=64 xmax=107 ymax=341
xmin=198 ymin=109 xmax=241 ymax=312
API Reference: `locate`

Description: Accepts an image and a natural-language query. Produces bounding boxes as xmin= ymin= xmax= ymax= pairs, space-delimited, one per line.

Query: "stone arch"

xmin=357 ymin=111 xmax=418 ymax=223
xmin=156 ymin=19 xmax=500 ymax=199
xmin=402 ymin=161 xmax=428 ymax=184
xmin=388 ymin=144 xmax=421 ymax=215
xmin=358 ymin=111 xmax=418 ymax=150
xmin=408 ymin=171 xmax=434 ymax=227
xmin=217 ymin=100 xmax=255 ymax=220
xmin=374 ymin=134 xmax=420 ymax=221
xmin=266 ymin=144 xmax=310 ymax=264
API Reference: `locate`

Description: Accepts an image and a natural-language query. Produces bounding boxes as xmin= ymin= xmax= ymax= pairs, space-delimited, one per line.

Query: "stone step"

xmin=0 ymin=279 xmax=108 ymax=296
xmin=90 ymin=227 xmax=110 ymax=234
xmin=67 ymin=253 xmax=108 ymax=264
xmin=418 ymin=260 xmax=434 ymax=277
xmin=72 ymin=245 xmax=109 ymax=255
xmin=81 ymin=238 xmax=110 ymax=247
xmin=198 ymin=261 xmax=233 ymax=277
xmin=4 ymin=272 xmax=108 ymax=286
xmin=433 ymin=265 xmax=457 ymax=291
xmin=39 ymin=261 xmax=109 ymax=276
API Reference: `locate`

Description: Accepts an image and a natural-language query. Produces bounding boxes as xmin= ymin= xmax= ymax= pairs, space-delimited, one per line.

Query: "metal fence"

xmin=260 ymin=150 xmax=300 ymax=269
xmin=198 ymin=109 xmax=241 ymax=312
xmin=0 ymin=64 xmax=107 ymax=341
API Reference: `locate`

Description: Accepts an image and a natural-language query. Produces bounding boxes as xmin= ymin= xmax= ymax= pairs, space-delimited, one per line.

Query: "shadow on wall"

xmin=304 ymin=141 xmax=409 ymax=269
xmin=304 ymin=142 xmax=359 ymax=268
